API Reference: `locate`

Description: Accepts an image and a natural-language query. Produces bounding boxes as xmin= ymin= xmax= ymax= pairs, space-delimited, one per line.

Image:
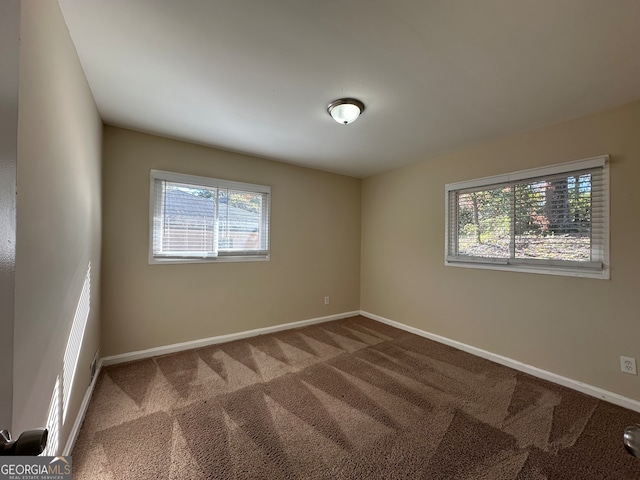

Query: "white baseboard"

xmin=62 ymin=358 xmax=103 ymax=456
xmin=101 ymin=311 xmax=360 ymax=367
xmin=360 ymin=310 xmax=640 ymax=413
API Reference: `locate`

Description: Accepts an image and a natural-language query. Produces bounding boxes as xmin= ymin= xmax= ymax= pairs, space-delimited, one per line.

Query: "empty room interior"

xmin=2 ymin=0 xmax=640 ymax=478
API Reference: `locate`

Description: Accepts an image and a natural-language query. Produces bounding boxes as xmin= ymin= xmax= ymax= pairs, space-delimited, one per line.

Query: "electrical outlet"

xmin=620 ymin=356 xmax=637 ymax=375
xmin=324 ymin=296 xmax=330 ymax=305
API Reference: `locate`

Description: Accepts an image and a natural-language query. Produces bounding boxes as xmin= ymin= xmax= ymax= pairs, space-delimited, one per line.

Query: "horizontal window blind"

xmin=445 ymin=156 xmax=609 ymax=278
xmin=151 ymin=170 xmax=270 ymax=262
xmin=153 ymin=180 xmax=219 ymax=258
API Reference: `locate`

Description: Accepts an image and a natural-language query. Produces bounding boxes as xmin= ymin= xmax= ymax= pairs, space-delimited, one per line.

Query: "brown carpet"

xmin=72 ymin=316 xmax=640 ymax=479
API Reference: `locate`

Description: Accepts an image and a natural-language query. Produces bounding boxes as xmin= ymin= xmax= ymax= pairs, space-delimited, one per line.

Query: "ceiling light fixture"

xmin=327 ymin=98 xmax=365 ymax=125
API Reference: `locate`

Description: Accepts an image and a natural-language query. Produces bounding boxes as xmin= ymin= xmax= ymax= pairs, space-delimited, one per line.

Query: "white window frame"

xmin=444 ymin=155 xmax=610 ymax=279
xmin=149 ymin=170 xmax=271 ymax=264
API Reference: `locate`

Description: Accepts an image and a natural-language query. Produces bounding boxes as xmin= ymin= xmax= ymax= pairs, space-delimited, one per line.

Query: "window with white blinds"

xmin=150 ymin=170 xmax=270 ymax=263
xmin=445 ymin=155 xmax=609 ymax=279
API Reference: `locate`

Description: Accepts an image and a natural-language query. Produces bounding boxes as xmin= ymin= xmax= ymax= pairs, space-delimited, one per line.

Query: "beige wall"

xmin=101 ymin=127 xmax=361 ymax=356
xmin=362 ymin=100 xmax=640 ymax=402
xmin=15 ymin=0 xmax=102 ymax=452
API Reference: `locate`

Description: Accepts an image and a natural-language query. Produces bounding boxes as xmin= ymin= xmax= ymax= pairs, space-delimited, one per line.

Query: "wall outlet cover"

xmin=620 ymin=356 xmax=637 ymax=375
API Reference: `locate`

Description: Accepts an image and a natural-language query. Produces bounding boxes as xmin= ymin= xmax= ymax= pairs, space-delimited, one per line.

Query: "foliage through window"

xmin=150 ymin=170 xmax=270 ymax=263
xmin=445 ymin=156 xmax=609 ymax=278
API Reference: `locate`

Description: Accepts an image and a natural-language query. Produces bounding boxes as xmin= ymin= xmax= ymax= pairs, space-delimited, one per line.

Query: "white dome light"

xmin=327 ymin=98 xmax=365 ymax=125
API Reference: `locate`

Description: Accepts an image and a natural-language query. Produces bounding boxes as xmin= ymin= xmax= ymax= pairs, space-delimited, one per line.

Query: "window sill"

xmin=149 ymin=255 xmax=270 ymax=265
xmin=444 ymin=259 xmax=609 ymax=280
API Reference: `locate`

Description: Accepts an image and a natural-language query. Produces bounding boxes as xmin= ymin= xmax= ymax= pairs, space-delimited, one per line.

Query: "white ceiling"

xmin=58 ymin=0 xmax=640 ymax=178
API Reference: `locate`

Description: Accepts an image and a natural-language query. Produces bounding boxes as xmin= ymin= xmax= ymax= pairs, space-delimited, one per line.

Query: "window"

xmin=445 ymin=155 xmax=609 ymax=278
xmin=150 ymin=170 xmax=270 ymax=263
